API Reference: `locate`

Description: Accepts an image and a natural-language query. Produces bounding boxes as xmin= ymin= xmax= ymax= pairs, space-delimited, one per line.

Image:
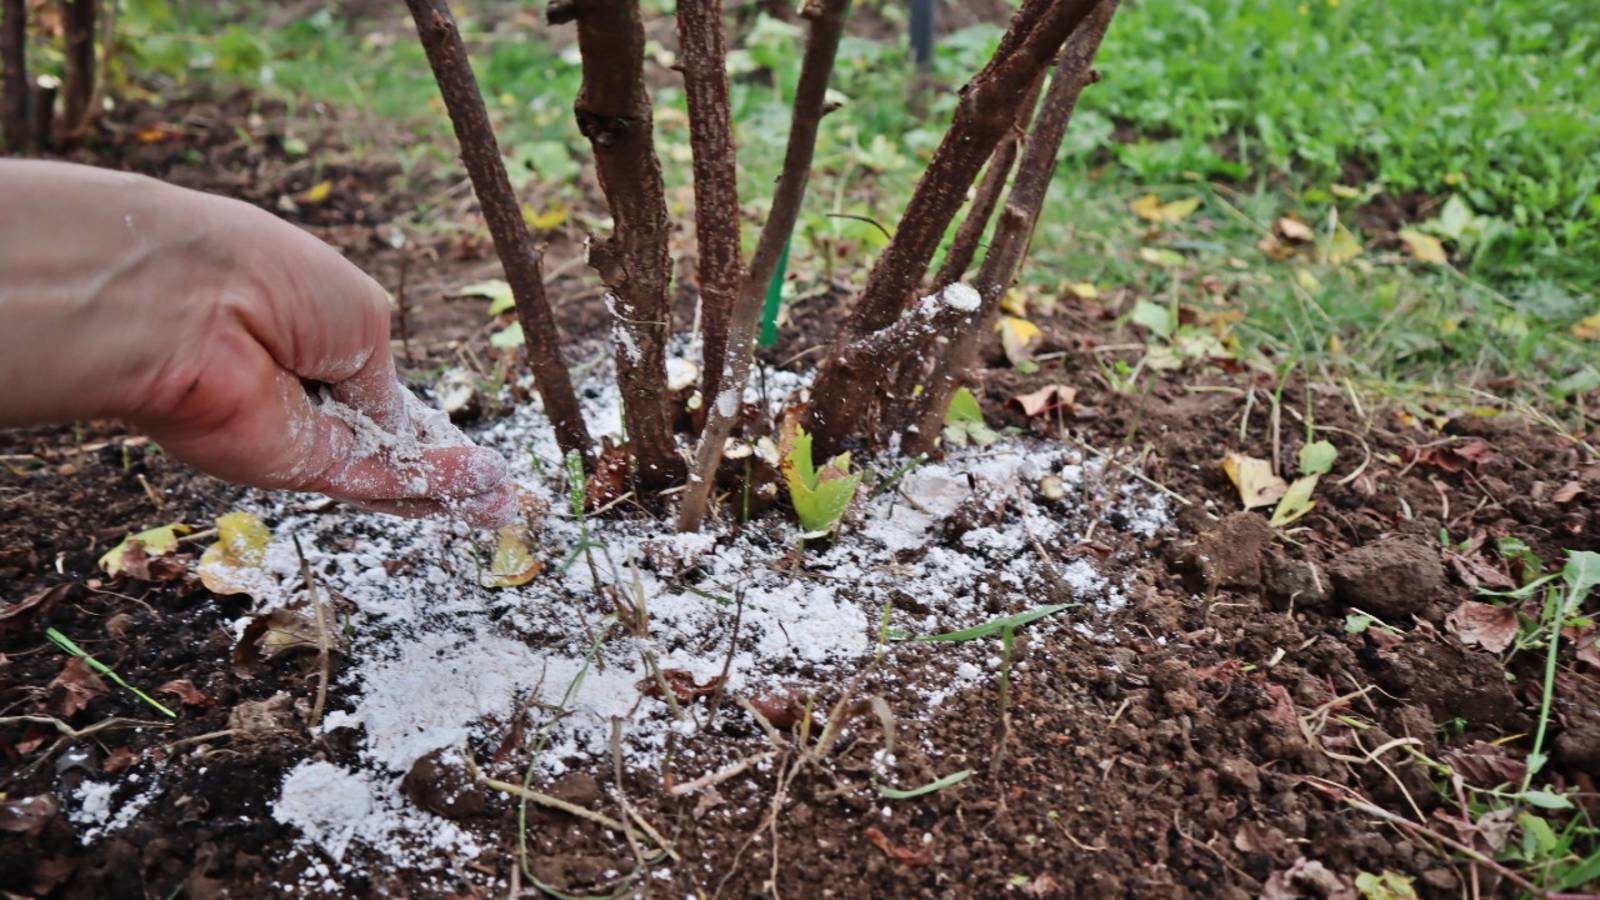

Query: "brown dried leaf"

xmin=0 ymin=583 xmax=75 ymax=636
xmin=1262 ymin=857 xmax=1356 ymax=900
xmin=1446 ymin=552 xmax=1516 ymax=591
xmin=747 ymin=690 xmax=807 ymax=731
xmin=0 ymin=794 xmax=59 ymax=836
xmin=1441 ymin=741 xmax=1526 ymax=787
xmin=45 ymin=657 xmax=108 ymax=717
xmin=1563 ymin=624 xmax=1600 ymax=669
xmin=1403 ymin=440 xmax=1493 ymax=475
xmin=585 ymin=440 xmax=631 ymax=512
xmin=865 ymin=826 xmax=930 ymax=866
xmin=1552 ymin=481 xmax=1584 ymax=504
xmin=102 ymin=747 xmax=139 ymax=773
xmin=1275 ymin=216 xmax=1315 ymax=243
xmin=158 ymin=678 xmax=211 ymax=708
xmin=638 ymin=669 xmax=724 ymax=705
xmin=1445 ymin=601 xmax=1519 ymax=654
xmin=227 ymin=692 xmax=298 ymax=739
xmin=1008 ymin=384 xmax=1077 ymax=418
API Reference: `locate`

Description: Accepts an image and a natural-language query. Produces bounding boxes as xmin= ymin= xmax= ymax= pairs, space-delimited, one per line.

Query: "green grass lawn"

xmin=120 ymin=0 xmax=1597 ymax=425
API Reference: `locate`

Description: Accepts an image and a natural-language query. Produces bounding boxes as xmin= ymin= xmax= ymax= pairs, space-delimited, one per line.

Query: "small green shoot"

xmin=942 ymin=386 xmax=999 ymax=448
xmin=912 ymin=603 xmax=1073 ymax=642
xmin=1269 ymin=439 xmax=1338 ymax=527
xmin=780 ymin=424 xmax=863 ymax=535
xmin=46 ymin=628 xmax=176 ymax=719
xmin=875 ymin=768 xmax=974 ymax=800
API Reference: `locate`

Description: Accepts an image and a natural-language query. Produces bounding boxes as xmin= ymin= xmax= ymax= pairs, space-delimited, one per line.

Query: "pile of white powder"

xmin=66 ymin=358 xmax=1174 ymax=892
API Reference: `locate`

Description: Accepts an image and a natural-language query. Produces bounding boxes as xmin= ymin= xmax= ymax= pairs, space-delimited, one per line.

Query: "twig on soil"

xmin=609 ymin=718 xmax=648 ymax=870
xmin=0 ymin=714 xmax=170 ymax=780
xmin=474 ymin=759 xmax=672 ymax=860
xmin=669 ymin=751 xmax=780 ymax=797
xmin=703 ymin=586 xmax=745 ymax=730
xmin=1172 ymin=811 xmax=1259 ymax=887
xmin=292 ymin=535 xmax=331 ymax=730
xmin=1064 ymin=433 xmax=1196 ymax=509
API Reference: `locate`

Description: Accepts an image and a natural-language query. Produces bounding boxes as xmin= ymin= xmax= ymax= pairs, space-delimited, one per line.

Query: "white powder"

xmin=66 ymin=357 xmax=1174 ymax=888
xmin=939 ymin=282 xmax=981 ymax=312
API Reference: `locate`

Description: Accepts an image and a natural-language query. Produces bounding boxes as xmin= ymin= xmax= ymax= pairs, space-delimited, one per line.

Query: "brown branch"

xmin=907 ymin=0 xmax=1118 ymax=455
xmin=568 ymin=0 xmax=683 ymax=489
xmin=60 ymin=0 xmax=94 ymax=137
xmin=675 ymin=0 xmax=848 ymax=532
xmin=676 ymin=0 xmax=744 ymax=409
xmin=404 ymin=0 xmax=593 ymax=465
xmin=1 ymin=0 xmax=25 ymax=150
xmin=28 ymin=75 xmax=54 ymax=151
xmin=805 ymin=0 xmax=1102 ymax=456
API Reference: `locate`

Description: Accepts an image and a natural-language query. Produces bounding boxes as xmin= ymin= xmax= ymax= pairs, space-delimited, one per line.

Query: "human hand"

xmin=0 ymin=161 xmax=518 ymax=527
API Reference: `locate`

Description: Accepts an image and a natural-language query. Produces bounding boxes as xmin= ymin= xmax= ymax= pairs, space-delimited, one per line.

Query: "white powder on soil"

xmin=69 ymin=356 xmax=1175 ymax=891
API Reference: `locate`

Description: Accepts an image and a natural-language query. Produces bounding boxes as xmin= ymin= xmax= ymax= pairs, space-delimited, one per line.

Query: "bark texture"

xmin=805 ymin=0 xmax=1102 ymax=455
xmin=675 ymin=0 xmax=848 ymax=532
xmin=907 ymin=0 xmax=1119 ymax=454
xmin=60 ymin=0 xmax=94 ymax=135
xmin=1 ymin=0 xmax=24 ymax=150
xmin=405 ymin=0 xmax=594 ymax=465
xmin=569 ymin=0 xmax=683 ymax=488
xmin=676 ymin=0 xmax=744 ymax=409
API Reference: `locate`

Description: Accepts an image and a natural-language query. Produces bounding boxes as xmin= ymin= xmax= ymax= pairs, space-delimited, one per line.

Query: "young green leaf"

xmin=1299 ymin=440 xmax=1337 ymax=476
xmin=99 ymin=523 xmax=192 ymax=576
xmin=1269 ymin=475 xmax=1320 ymax=527
xmin=943 ymin=387 xmax=999 ymax=448
xmin=780 ymin=424 xmax=862 ymax=534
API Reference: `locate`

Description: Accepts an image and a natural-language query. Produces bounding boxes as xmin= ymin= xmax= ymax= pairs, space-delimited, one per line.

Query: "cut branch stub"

xmin=569 ymin=0 xmax=683 ymax=489
xmin=804 ymin=0 xmax=1103 ymax=456
xmin=907 ymin=0 xmax=1120 ymax=454
xmin=404 ymin=0 xmax=593 ymax=466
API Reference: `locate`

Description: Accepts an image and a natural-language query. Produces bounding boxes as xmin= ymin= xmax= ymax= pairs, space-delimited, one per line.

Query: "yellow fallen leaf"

xmin=1066 ymin=282 xmax=1099 ymax=300
xmin=1398 ymin=229 xmax=1447 ymax=264
xmin=1223 ymin=452 xmax=1287 ymax=510
xmin=297 ymin=180 xmax=333 ymax=205
xmin=100 ymin=523 xmax=191 ymax=576
xmin=481 ymin=527 xmax=542 ymax=588
xmin=1572 ymin=313 xmax=1600 ymax=341
xmin=1324 ymin=223 xmax=1363 ymax=265
xmin=199 ymin=512 xmax=272 ymax=596
xmin=523 ymin=201 xmax=569 ymax=231
xmin=1330 ymin=183 xmax=1362 ymax=199
xmin=1132 ymin=194 xmax=1202 ymax=224
xmin=1000 ymin=287 xmax=1029 ymax=317
xmin=1294 ymin=268 xmax=1322 ymax=293
xmin=996 ymin=316 xmax=1042 ymax=369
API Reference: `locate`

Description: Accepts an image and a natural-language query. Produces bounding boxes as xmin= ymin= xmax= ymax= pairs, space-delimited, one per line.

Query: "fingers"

xmin=320 ymin=444 xmax=510 ymax=504
xmin=350 ymin=483 xmax=521 ymax=529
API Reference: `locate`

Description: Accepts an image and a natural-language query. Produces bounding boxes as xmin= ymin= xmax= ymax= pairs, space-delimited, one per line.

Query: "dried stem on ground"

xmin=565 ymin=0 xmax=683 ymax=488
xmin=805 ymin=0 xmax=1104 ymax=455
xmin=60 ymin=0 xmax=95 ymax=136
xmin=1 ymin=0 xmax=25 ymax=150
xmin=908 ymin=0 xmax=1119 ymax=454
xmin=675 ymin=0 xmax=848 ymax=532
xmin=676 ymin=0 xmax=745 ymax=409
xmin=404 ymin=0 xmax=594 ymax=465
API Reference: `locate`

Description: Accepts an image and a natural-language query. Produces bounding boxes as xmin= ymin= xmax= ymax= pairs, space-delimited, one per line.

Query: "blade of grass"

xmin=45 ymin=627 xmax=176 ymax=719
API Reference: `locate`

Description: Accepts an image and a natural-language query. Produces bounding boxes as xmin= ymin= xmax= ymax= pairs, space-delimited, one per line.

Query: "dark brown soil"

xmin=4 ymin=84 xmax=1599 ymax=900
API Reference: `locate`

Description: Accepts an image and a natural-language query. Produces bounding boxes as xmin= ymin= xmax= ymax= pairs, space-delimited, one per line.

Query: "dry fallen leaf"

xmin=0 ymin=795 xmax=59 ymax=837
xmin=234 ymin=608 xmax=345 ymax=669
xmin=0 ymin=583 xmax=75 ymax=637
xmin=1008 ymin=384 xmax=1077 ymax=418
xmin=997 ymin=316 xmax=1043 ymax=370
xmin=45 ymin=657 xmax=108 ymax=717
xmin=102 ymin=747 xmax=139 ymax=773
xmin=1403 ymin=439 xmax=1493 ymax=475
xmin=480 ymin=527 xmax=543 ymax=589
xmin=227 ymin=691 xmax=299 ymax=739
xmin=158 ymin=678 xmax=211 ymax=708
xmin=746 ymin=690 xmax=807 ymax=731
xmin=1224 ymin=451 xmax=1288 ymax=510
xmin=296 ymin=179 xmax=333 ymax=205
xmin=99 ymin=523 xmax=191 ymax=578
xmin=1441 ymin=741 xmax=1526 ymax=787
xmin=1132 ymin=193 xmax=1202 ymax=225
xmin=865 ymin=826 xmax=931 ymax=866
xmin=1398 ymin=229 xmax=1447 ymax=264
xmin=198 ymin=511 xmax=272 ymax=597
xmin=1275 ymin=216 xmax=1314 ymax=243
xmin=1445 ymin=601 xmax=1519 ymax=654
xmin=1572 ymin=313 xmax=1600 ymax=341
xmin=1552 ymin=481 xmax=1584 ymax=504
xmin=638 ymin=669 xmax=725 ymax=705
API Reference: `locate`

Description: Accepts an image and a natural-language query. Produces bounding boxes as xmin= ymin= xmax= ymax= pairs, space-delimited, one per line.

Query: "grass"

xmin=113 ymin=0 xmax=1598 ymax=421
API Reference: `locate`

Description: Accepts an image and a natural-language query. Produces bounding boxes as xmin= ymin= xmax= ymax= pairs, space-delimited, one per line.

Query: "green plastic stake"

xmin=758 ymin=238 xmax=791 ymax=347
xmin=46 ymin=627 xmax=177 ymax=718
